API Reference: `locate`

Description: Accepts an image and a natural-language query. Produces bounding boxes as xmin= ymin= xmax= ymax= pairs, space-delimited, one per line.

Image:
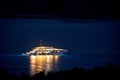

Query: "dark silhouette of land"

xmin=0 ymin=64 xmax=120 ymax=80
xmin=0 ymin=0 xmax=120 ymax=19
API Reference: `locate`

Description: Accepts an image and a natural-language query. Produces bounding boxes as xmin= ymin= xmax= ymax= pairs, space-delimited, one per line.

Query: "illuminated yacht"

xmin=23 ymin=41 xmax=67 ymax=55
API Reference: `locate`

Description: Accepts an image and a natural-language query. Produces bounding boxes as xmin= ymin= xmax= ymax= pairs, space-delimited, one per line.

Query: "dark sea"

xmin=0 ymin=19 xmax=120 ymax=76
xmin=0 ymin=54 xmax=120 ymax=76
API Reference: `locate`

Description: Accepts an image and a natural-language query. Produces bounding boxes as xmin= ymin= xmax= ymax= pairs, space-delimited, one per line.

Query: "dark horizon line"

xmin=0 ymin=14 xmax=120 ymax=22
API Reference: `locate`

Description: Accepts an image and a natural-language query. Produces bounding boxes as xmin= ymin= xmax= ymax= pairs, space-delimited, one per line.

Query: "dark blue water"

xmin=0 ymin=54 xmax=120 ymax=76
xmin=0 ymin=19 xmax=120 ymax=76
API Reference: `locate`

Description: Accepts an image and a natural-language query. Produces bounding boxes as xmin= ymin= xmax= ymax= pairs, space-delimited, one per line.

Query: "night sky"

xmin=0 ymin=19 xmax=120 ymax=56
xmin=1 ymin=0 xmax=120 ymax=19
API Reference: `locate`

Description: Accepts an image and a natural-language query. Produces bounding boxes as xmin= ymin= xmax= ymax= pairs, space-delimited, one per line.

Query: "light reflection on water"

xmin=29 ymin=55 xmax=59 ymax=76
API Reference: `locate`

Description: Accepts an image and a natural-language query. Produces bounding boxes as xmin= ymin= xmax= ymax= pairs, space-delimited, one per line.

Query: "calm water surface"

xmin=0 ymin=19 xmax=120 ymax=76
xmin=0 ymin=54 xmax=120 ymax=76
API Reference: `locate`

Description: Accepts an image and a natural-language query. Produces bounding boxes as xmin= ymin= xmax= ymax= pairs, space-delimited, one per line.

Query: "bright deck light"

xmin=23 ymin=41 xmax=68 ymax=55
